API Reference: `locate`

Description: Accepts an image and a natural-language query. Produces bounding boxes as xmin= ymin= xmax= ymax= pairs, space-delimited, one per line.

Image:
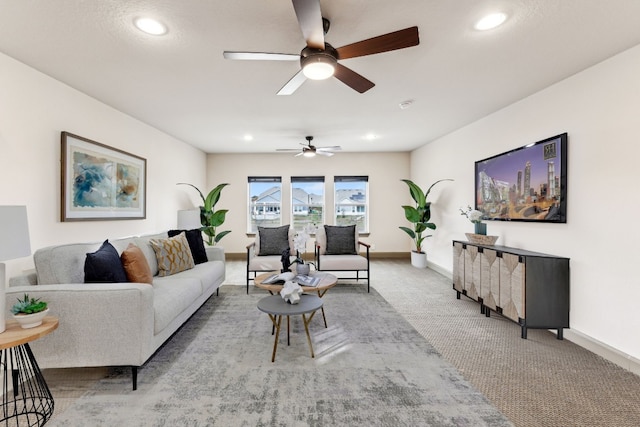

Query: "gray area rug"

xmin=50 ymin=284 xmax=512 ymax=426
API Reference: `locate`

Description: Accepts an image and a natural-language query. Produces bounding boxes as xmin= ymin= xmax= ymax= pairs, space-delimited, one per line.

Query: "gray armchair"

xmin=246 ymin=225 xmax=296 ymax=293
xmin=314 ymin=225 xmax=370 ymax=292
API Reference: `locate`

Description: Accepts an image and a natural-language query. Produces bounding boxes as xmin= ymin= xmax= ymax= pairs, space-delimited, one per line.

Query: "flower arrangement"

xmin=293 ymin=224 xmax=316 ymax=264
xmin=12 ymin=294 xmax=48 ymax=315
xmin=460 ymin=206 xmax=484 ymax=224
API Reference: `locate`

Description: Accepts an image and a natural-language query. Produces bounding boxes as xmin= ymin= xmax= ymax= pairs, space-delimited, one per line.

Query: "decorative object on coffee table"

xmin=292 ymin=224 xmax=315 ymax=274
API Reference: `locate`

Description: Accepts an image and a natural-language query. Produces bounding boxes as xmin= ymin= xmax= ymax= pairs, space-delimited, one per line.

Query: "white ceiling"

xmin=1 ymin=0 xmax=640 ymax=154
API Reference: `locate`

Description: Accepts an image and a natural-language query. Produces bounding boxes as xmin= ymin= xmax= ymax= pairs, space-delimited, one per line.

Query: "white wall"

xmin=206 ymin=152 xmax=410 ymax=254
xmin=0 ymin=52 xmax=207 ymax=255
xmin=412 ymin=44 xmax=640 ymax=361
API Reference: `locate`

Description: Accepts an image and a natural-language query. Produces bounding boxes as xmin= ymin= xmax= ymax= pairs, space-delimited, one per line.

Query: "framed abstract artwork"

xmin=61 ymin=132 xmax=146 ymax=221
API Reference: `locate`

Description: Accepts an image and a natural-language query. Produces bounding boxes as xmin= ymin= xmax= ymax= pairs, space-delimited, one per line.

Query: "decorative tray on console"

xmin=464 ymin=233 xmax=499 ymax=246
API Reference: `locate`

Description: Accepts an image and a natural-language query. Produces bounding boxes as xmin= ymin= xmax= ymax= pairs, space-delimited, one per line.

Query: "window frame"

xmin=247 ymin=176 xmax=282 ymax=233
xmin=334 ymin=175 xmax=369 ymax=233
xmin=291 ymin=176 xmax=325 ymax=232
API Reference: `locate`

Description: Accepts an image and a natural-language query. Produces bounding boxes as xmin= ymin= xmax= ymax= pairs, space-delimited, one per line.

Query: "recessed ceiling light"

xmin=243 ymin=134 xmax=254 ymax=141
xmin=475 ymin=13 xmax=507 ymax=31
xmin=134 ymin=17 xmax=168 ymax=36
xmin=364 ymin=133 xmax=378 ymax=141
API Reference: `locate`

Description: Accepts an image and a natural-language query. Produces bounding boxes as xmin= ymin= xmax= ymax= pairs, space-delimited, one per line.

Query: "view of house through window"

xmin=291 ymin=176 xmax=324 ymax=231
xmin=334 ymin=176 xmax=369 ymax=232
xmin=248 ymin=177 xmax=282 ymax=232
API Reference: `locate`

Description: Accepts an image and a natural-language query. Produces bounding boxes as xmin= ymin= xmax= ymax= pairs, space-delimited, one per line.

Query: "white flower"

xmin=293 ymin=230 xmax=309 ymax=254
xmin=468 ymin=210 xmax=483 ymax=223
xmin=460 ymin=206 xmax=484 ymax=224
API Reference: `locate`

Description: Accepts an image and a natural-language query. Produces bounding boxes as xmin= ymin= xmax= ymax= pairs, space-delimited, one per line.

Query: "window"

xmin=248 ymin=177 xmax=282 ymax=232
xmin=291 ymin=176 xmax=324 ymax=231
xmin=334 ymin=176 xmax=369 ymax=232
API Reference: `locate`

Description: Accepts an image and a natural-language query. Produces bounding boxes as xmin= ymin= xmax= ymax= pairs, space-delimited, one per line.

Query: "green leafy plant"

xmin=12 ymin=294 xmax=48 ymax=315
xmin=177 ymin=183 xmax=231 ymax=246
xmin=399 ymin=178 xmax=453 ymax=253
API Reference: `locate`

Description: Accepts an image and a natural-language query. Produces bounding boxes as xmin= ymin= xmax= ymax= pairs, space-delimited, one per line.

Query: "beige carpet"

xmin=43 ymin=259 xmax=640 ymax=426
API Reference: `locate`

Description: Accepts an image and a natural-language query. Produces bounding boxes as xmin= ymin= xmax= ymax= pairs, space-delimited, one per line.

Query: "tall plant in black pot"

xmin=399 ymin=178 xmax=453 ymax=267
xmin=177 ymin=183 xmax=231 ymax=246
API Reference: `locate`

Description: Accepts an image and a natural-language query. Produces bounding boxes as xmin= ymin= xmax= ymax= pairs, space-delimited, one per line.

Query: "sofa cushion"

xmin=168 ymin=229 xmax=208 ymax=265
xmin=84 ymin=240 xmax=128 ymax=283
xmin=324 ymin=225 xmax=357 ymax=255
xmin=258 ymin=225 xmax=290 ymax=256
xmin=151 ymin=232 xmax=195 ymax=277
xmin=152 ymin=277 xmax=203 ymax=334
xmin=121 ymin=243 xmax=153 ymax=284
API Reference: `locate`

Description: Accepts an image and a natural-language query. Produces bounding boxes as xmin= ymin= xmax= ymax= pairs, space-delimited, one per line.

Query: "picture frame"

xmin=61 ymin=131 xmax=146 ymax=221
xmin=474 ymin=133 xmax=567 ymax=223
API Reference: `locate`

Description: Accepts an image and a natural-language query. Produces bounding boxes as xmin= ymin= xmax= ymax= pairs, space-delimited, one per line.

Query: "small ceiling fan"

xmin=277 ymin=136 xmax=341 ymax=157
xmin=223 ymin=0 xmax=419 ymax=95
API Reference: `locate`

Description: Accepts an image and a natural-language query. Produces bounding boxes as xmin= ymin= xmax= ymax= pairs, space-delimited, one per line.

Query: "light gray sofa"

xmin=5 ymin=231 xmax=225 ymax=390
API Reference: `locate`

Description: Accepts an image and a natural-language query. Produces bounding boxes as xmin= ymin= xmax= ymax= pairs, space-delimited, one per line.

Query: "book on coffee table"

xmin=294 ymin=275 xmax=321 ymax=287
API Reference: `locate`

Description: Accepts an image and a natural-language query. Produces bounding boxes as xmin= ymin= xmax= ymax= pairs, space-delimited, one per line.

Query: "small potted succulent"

xmin=11 ymin=294 xmax=49 ymax=329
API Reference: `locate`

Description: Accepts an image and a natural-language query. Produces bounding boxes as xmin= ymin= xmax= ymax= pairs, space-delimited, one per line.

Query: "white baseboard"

xmin=427 ymin=260 xmax=452 ymax=280
xmin=562 ymin=329 xmax=640 ymax=376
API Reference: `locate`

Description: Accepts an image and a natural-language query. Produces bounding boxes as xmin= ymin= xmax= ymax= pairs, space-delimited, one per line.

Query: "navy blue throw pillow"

xmin=168 ymin=229 xmax=208 ymax=264
xmin=84 ymin=240 xmax=128 ymax=283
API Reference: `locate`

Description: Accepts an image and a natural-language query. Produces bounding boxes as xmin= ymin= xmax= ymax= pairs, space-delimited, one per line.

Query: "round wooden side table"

xmin=0 ymin=316 xmax=58 ymax=426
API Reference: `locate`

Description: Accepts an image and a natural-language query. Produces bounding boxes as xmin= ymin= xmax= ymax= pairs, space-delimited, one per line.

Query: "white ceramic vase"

xmin=296 ymin=263 xmax=311 ymax=275
xmin=13 ymin=308 xmax=49 ymax=329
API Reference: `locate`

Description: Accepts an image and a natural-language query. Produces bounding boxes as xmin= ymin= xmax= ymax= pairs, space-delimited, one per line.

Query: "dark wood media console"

xmin=452 ymin=240 xmax=570 ymax=339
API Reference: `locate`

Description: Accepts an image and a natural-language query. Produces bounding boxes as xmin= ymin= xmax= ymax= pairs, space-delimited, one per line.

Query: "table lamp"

xmin=177 ymin=209 xmax=201 ymax=230
xmin=0 ymin=206 xmax=32 ymax=333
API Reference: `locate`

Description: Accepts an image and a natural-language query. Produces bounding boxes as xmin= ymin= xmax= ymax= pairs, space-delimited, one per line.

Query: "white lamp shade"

xmin=177 ymin=209 xmax=202 ymax=230
xmin=0 ymin=206 xmax=31 ymax=261
xmin=0 ymin=205 xmax=32 ymax=334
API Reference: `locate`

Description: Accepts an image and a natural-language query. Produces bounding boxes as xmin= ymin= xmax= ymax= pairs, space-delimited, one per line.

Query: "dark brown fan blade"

xmin=334 ymin=63 xmax=375 ymax=93
xmin=277 ymin=70 xmax=307 ymax=95
xmin=336 ymin=26 xmax=419 ymax=60
xmin=223 ymin=51 xmax=299 ymax=61
xmin=292 ymin=0 xmax=325 ymax=49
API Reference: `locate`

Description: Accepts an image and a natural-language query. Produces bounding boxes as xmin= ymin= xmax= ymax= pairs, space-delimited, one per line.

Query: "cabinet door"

xmin=499 ymin=253 xmax=525 ymax=322
xmin=453 ymin=242 xmax=464 ymax=293
xmin=481 ymin=249 xmax=500 ymax=310
xmin=464 ymin=245 xmax=480 ymax=301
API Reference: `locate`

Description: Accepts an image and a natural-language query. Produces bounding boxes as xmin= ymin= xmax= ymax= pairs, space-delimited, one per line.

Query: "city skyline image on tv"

xmin=475 ymin=133 xmax=567 ymax=223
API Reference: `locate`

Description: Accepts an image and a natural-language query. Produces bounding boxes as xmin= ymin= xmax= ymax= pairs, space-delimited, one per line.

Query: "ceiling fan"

xmin=277 ymin=136 xmax=341 ymax=157
xmin=222 ymin=0 xmax=419 ymax=95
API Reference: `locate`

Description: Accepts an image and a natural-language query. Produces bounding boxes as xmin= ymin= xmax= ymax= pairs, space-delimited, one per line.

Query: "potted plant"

xmin=177 ymin=183 xmax=231 ymax=246
xmin=400 ymin=178 xmax=453 ymax=268
xmin=12 ymin=294 xmax=49 ymax=329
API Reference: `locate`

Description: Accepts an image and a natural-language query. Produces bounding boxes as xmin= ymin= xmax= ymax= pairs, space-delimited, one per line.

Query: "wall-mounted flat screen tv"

xmin=475 ymin=133 xmax=567 ymax=223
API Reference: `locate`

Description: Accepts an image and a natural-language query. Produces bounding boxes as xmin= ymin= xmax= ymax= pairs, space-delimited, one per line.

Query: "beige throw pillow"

xmin=150 ymin=232 xmax=195 ymax=277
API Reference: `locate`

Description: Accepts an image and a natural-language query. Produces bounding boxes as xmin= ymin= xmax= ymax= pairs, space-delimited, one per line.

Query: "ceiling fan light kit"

xmin=301 ymin=48 xmax=337 ymax=80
